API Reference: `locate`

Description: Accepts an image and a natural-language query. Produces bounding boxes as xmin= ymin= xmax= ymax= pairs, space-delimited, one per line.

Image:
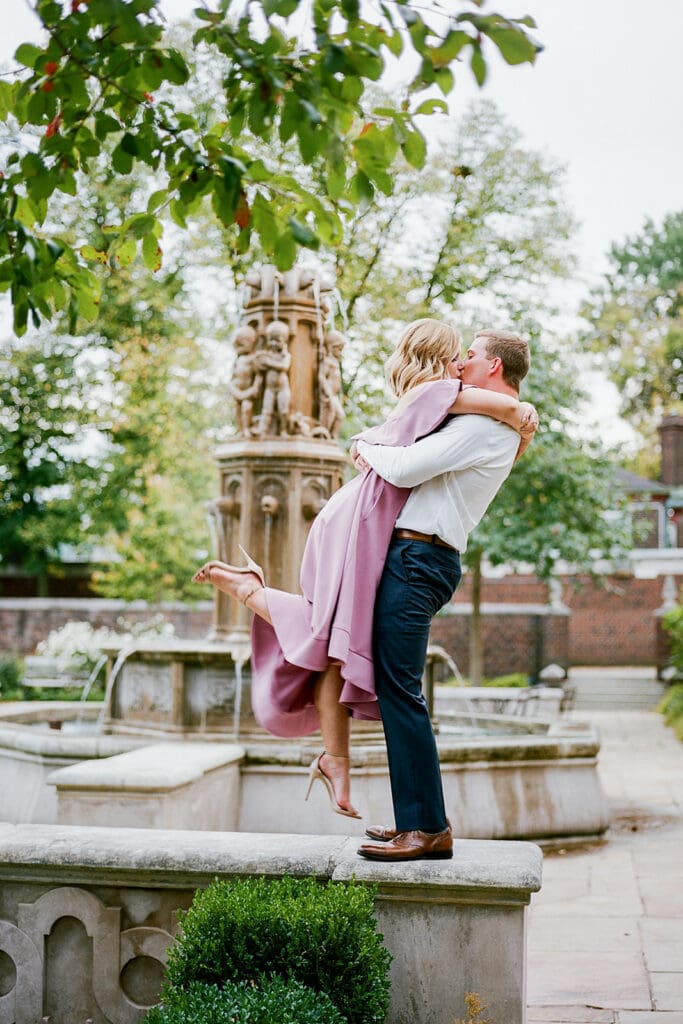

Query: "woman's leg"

xmin=197 ymin=566 xmax=357 ymax=813
xmin=314 ymin=663 xmax=358 ymax=815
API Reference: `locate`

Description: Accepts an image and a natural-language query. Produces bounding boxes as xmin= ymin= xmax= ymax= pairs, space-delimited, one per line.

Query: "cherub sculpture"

xmin=227 ymin=324 xmax=261 ymax=436
xmin=255 ymin=320 xmax=291 ymax=437
xmin=318 ymin=329 xmax=345 ymax=439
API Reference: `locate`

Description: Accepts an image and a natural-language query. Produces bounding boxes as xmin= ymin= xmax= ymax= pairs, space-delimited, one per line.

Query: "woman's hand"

xmin=518 ymin=402 xmax=539 ymax=438
xmin=350 ymin=441 xmax=371 ymax=473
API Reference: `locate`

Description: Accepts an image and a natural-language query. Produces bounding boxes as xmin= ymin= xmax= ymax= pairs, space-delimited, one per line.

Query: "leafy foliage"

xmin=0 ymin=335 xmax=96 ymax=581
xmin=663 ymin=605 xmax=683 ymax=677
xmin=165 ymin=876 xmax=391 ymax=1024
xmin=657 ymin=683 xmax=683 ymax=743
xmin=143 ymin=977 xmax=346 ymax=1024
xmin=327 ymin=100 xmax=576 ymax=433
xmin=582 ymin=210 xmax=683 ymax=448
xmin=0 ymin=0 xmax=540 ymax=333
xmin=0 ymin=658 xmax=23 ymax=700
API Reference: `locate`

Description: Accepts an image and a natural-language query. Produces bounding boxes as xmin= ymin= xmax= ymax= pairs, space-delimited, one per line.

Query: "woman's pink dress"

xmin=250 ymin=378 xmax=462 ymax=737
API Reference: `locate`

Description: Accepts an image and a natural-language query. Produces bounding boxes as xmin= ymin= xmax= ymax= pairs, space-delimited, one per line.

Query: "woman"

xmin=193 ymin=319 xmax=537 ymax=818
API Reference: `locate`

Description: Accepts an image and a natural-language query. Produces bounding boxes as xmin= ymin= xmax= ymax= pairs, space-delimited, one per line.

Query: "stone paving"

xmin=527 ymin=708 xmax=683 ymax=1024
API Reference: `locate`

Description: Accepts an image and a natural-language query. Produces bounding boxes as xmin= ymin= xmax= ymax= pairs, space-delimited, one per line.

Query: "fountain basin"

xmin=0 ymin=702 xmax=608 ymax=840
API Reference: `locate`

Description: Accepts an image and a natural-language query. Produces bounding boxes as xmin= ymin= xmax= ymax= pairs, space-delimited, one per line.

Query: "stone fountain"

xmin=101 ymin=265 xmax=349 ymax=739
xmin=0 ymin=264 xmax=610 ymax=843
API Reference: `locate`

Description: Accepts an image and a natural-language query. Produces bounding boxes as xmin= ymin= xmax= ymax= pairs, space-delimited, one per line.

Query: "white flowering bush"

xmin=37 ymin=616 xmax=175 ymax=678
xmin=37 ymin=621 xmax=118 ymax=677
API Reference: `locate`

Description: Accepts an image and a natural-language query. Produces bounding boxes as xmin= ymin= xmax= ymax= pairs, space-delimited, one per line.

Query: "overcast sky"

xmin=3 ymin=0 xmax=682 ymax=445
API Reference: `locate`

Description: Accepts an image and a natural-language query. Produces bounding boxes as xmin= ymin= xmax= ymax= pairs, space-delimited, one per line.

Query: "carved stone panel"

xmin=0 ymin=887 xmax=175 ymax=1024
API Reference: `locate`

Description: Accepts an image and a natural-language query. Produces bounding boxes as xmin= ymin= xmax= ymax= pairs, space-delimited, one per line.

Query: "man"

xmin=353 ymin=329 xmax=533 ymax=861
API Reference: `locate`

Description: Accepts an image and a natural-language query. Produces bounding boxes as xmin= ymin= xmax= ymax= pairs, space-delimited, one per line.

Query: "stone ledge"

xmin=47 ymin=742 xmax=245 ymax=792
xmin=0 ymin=823 xmax=542 ymax=904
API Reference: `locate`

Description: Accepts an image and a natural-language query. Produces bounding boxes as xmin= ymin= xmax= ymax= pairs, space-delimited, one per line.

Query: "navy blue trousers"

xmin=372 ymin=536 xmax=462 ymax=833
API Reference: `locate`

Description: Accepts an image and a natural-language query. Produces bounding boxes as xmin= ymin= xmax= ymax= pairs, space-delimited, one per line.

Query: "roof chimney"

xmin=659 ymin=416 xmax=683 ymax=486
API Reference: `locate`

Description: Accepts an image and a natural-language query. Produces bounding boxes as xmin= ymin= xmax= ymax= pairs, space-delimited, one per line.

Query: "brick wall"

xmin=431 ymin=606 xmax=569 ymax=680
xmin=0 ymin=600 xmax=213 ymax=657
xmin=0 ymin=570 xmax=678 ymax=672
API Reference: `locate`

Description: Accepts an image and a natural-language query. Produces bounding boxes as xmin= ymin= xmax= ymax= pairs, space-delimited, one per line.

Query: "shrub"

xmin=165 ymin=876 xmax=391 ymax=1024
xmin=482 ymin=673 xmax=528 ymax=688
xmin=0 ymin=658 xmax=23 ymax=700
xmin=663 ymin=604 xmax=683 ymax=675
xmin=658 ymin=683 xmax=683 ymax=742
xmin=144 ymin=977 xmax=347 ymax=1024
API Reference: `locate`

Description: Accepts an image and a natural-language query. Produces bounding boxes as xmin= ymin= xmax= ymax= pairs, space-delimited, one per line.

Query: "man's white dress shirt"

xmin=356 ymin=414 xmax=519 ymax=553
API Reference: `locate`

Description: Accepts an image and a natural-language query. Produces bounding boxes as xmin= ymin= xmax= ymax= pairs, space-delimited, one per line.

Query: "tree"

xmin=0 ymin=335 xmax=96 ymax=592
xmin=0 ymin=156 xmax=215 ymax=601
xmin=583 ymin=210 xmax=683 ymax=460
xmin=328 ymin=99 xmax=577 ymax=432
xmin=0 ymin=0 xmax=540 ymax=334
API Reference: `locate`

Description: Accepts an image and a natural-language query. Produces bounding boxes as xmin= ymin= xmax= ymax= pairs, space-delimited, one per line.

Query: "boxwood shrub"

xmin=164 ymin=876 xmax=391 ymax=1024
xmin=144 ymin=977 xmax=346 ymax=1024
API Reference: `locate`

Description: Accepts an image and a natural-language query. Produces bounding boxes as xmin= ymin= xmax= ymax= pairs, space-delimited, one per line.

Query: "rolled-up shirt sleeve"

xmin=357 ymin=417 xmax=487 ymax=487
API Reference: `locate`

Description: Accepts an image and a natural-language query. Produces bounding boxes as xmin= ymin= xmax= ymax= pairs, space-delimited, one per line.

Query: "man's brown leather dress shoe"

xmin=358 ymin=825 xmax=453 ymax=861
xmin=364 ymin=825 xmax=399 ymax=842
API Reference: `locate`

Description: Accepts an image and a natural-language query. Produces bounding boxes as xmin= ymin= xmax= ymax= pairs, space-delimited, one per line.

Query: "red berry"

xmin=46 ymin=113 xmax=62 ymax=137
xmin=143 ymin=92 xmax=154 ymax=103
xmin=45 ymin=61 xmax=59 ymax=75
xmin=41 ymin=80 xmax=55 ymax=92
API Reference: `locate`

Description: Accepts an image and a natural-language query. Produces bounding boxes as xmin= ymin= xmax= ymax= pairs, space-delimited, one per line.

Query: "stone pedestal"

xmin=209 ymin=437 xmax=347 ymax=640
xmin=103 ymin=640 xmax=258 ymax=737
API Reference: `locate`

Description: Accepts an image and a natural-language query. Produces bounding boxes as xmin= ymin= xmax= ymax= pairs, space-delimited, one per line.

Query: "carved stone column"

xmin=211 ymin=266 xmax=348 ymax=642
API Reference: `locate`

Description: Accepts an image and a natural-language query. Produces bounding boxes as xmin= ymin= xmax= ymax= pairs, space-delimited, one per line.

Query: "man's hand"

xmin=350 ymin=441 xmax=371 ymax=473
xmin=518 ymin=402 xmax=539 ymax=438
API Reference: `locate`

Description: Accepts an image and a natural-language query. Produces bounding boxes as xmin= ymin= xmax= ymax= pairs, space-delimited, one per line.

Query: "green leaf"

xmin=487 ymin=26 xmax=538 ymax=65
xmin=142 ymin=232 xmax=163 ymax=271
xmin=414 ymin=98 xmax=448 ymax=116
xmin=430 ymin=29 xmax=470 ymax=65
xmin=126 ymin=213 xmax=157 ymax=239
xmin=14 ymin=44 xmax=43 ymax=69
xmin=112 ymin=143 xmax=134 ymax=174
xmin=147 ymin=189 xmax=168 ymax=212
xmin=79 ymin=244 xmax=109 ymax=265
xmin=274 ymin=229 xmax=297 ymax=270
xmin=114 ymin=237 xmax=137 ymax=267
xmin=0 ymin=80 xmax=16 ymax=120
xmin=169 ymin=199 xmax=187 ymax=228
xmin=471 ymin=46 xmax=487 ymax=86
xmin=263 ymin=0 xmax=299 ymax=14
xmin=435 ymin=67 xmax=454 ymax=96
xmin=288 ymin=217 xmax=318 ymax=247
xmin=73 ymin=270 xmax=101 ymax=322
xmin=401 ymin=129 xmax=426 ymax=169
xmin=251 ymin=193 xmax=278 ymax=252
xmin=325 ymin=161 xmax=346 ymax=200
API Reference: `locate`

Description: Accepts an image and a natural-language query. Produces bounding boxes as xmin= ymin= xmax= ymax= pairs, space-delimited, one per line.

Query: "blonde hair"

xmin=474 ymin=329 xmax=530 ymax=391
xmin=385 ymin=319 xmax=461 ymax=397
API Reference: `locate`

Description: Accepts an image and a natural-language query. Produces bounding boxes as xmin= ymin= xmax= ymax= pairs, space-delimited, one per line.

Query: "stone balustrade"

xmin=0 ymin=822 xmax=542 ymax=1024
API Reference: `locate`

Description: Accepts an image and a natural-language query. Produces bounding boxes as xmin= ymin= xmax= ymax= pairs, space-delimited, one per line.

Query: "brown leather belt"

xmin=393 ymin=528 xmax=459 ymax=553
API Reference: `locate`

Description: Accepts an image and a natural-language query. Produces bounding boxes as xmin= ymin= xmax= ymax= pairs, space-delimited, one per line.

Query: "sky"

xmin=3 ymin=0 xmax=682 ymax=445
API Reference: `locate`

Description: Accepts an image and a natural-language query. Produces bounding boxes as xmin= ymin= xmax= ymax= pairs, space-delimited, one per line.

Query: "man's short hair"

xmin=475 ymin=330 xmax=530 ymax=391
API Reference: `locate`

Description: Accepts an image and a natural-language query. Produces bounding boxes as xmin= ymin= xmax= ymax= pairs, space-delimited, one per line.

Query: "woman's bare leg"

xmin=314 ymin=664 xmax=357 ymax=815
xmin=194 ymin=564 xmax=357 ymax=814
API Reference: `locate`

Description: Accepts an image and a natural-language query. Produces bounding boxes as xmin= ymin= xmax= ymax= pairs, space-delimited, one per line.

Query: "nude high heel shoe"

xmin=191 ymin=545 xmax=265 ymax=604
xmin=304 ymin=752 xmax=361 ymax=820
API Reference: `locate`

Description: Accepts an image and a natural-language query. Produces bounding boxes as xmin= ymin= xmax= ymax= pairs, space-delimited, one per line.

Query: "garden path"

xmin=527 ymin=703 xmax=683 ymax=1024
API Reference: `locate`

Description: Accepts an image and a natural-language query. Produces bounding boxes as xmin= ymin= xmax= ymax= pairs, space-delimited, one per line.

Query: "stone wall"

xmin=0 ymin=822 xmax=542 ymax=1024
